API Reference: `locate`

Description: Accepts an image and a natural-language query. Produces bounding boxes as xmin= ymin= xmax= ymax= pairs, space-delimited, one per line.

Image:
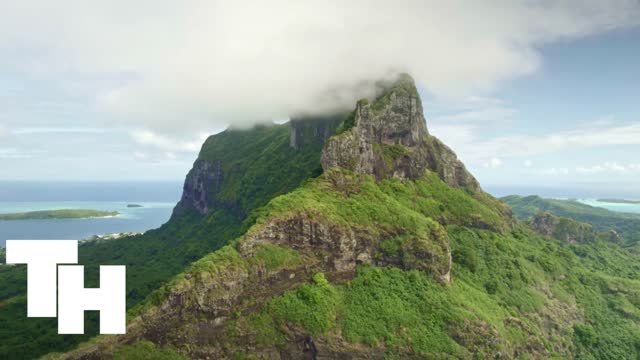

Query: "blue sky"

xmin=428 ymin=27 xmax=640 ymax=188
xmin=0 ymin=1 xmax=639 ymax=196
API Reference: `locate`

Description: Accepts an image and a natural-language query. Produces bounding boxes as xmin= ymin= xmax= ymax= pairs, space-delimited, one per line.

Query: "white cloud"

xmin=0 ymin=125 xmax=7 ymax=137
xmin=524 ymin=160 xmax=533 ymax=168
xmin=484 ymin=157 xmax=503 ymax=169
xmin=0 ymin=1 xmax=638 ymax=136
xmin=130 ymin=130 xmax=204 ymax=152
xmin=12 ymin=127 xmax=107 ymax=135
xmin=576 ymin=162 xmax=637 ymax=174
xmin=0 ymin=148 xmax=32 ymax=159
xmin=432 ymin=120 xmax=640 ymax=166
xmin=133 ymin=151 xmax=147 ymax=160
xmin=540 ymin=167 xmax=569 ymax=176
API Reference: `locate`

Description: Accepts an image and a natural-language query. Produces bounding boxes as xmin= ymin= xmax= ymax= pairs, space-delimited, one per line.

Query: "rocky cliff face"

xmin=173 ymin=116 xmax=342 ymax=218
xmin=173 ymin=159 xmax=223 ymax=215
xmin=59 ymin=75 xmax=513 ymax=360
xmin=63 ymin=169 xmax=455 ymax=360
xmin=321 ymin=74 xmax=480 ymax=191
xmin=530 ymin=212 xmax=596 ymax=244
xmin=289 ymin=114 xmax=343 ymax=150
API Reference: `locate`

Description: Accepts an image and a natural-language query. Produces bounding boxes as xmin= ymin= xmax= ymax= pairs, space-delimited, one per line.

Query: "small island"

xmin=597 ymin=198 xmax=640 ymax=204
xmin=127 ymin=204 xmax=143 ymax=208
xmin=0 ymin=209 xmax=119 ymax=220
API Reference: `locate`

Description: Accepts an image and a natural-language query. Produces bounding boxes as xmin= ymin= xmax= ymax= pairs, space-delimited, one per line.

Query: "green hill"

xmin=0 ymin=116 xmax=343 ymax=359
xmin=2 ymin=75 xmax=640 ymax=359
xmin=503 ymin=195 xmax=640 ymax=245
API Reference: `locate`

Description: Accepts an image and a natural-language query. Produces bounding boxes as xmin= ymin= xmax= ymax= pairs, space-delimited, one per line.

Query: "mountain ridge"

xmin=2 ymin=74 xmax=640 ymax=359
xmin=53 ymin=74 xmax=622 ymax=359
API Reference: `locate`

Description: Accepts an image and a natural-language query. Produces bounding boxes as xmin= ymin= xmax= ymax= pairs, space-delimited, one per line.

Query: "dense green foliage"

xmin=3 ymin=110 xmax=640 ymax=358
xmin=0 ymin=209 xmax=118 ymax=220
xmin=257 ymin=169 xmax=508 ymax=234
xmin=503 ymin=195 xmax=640 ymax=245
xmin=0 ymin=121 xmax=335 ymax=359
xmin=113 ymin=341 xmax=186 ymax=360
xmin=197 ymin=121 xmax=338 ymax=217
xmin=210 ymin=170 xmax=640 ymax=359
xmin=241 ymin=237 xmax=640 ymax=358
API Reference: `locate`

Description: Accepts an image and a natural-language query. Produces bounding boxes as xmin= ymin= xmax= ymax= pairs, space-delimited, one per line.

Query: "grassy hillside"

xmin=4 ymin=77 xmax=640 ymax=358
xmin=0 ymin=209 xmax=118 ymax=220
xmin=503 ymin=195 xmax=640 ymax=245
xmin=0 ymin=119 xmax=341 ymax=359
xmin=63 ymin=169 xmax=640 ymax=359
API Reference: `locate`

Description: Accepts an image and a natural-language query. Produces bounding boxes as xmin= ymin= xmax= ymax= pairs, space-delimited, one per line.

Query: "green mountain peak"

xmin=3 ymin=74 xmax=640 ymax=360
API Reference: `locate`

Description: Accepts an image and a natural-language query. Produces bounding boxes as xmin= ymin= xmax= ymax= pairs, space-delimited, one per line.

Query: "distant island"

xmin=597 ymin=198 xmax=640 ymax=204
xmin=0 ymin=209 xmax=119 ymax=220
xmin=127 ymin=204 xmax=143 ymax=208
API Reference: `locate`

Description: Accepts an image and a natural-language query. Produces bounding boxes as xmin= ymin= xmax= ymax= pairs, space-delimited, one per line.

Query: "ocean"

xmin=0 ymin=181 xmax=183 ymax=247
xmin=2 ymin=181 xmax=639 ymax=247
xmin=485 ymin=184 xmax=640 ymax=214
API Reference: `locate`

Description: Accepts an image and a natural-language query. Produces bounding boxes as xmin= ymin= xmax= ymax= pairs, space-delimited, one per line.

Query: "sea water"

xmin=0 ymin=181 xmax=182 ymax=246
xmin=577 ymin=199 xmax=640 ymax=214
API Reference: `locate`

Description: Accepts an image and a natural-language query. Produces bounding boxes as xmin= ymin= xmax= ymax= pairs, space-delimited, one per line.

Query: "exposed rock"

xmin=239 ymin=212 xmax=359 ymax=276
xmin=173 ymin=115 xmax=342 ymax=217
xmin=321 ymin=74 xmax=480 ymax=191
xmin=59 ymin=75 xmax=497 ymax=360
xmin=62 ymin=203 xmax=452 ymax=359
xmin=289 ymin=114 xmax=343 ymax=150
xmin=530 ymin=212 xmax=595 ymax=244
xmin=173 ymin=159 xmax=222 ymax=216
xmin=603 ymin=229 xmax=621 ymax=244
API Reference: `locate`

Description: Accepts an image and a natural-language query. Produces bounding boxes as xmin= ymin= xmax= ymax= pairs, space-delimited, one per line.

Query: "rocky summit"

xmin=4 ymin=74 xmax=639 ymax=360
xmin=321 ymin=74 xmax=480 ymax=191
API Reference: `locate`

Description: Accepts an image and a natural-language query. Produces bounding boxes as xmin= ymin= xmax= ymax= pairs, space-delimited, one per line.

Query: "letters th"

xmin=5 ymin=240 xmax=126 ymax=334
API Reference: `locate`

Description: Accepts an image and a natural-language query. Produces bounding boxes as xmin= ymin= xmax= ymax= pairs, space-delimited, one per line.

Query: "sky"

xmin=0 ymin=1 xmax=639 ymax=196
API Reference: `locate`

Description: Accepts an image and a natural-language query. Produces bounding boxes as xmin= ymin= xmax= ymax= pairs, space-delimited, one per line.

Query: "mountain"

xmin=503 ymin=195 xmax=640 ymax=246
xmin=0 ymin=116 xmax=344 ymax=359
xmin=41 ymin=75 xmax=639 ymax=359
xmin=1 ymin=75 xmax=640 ymax=359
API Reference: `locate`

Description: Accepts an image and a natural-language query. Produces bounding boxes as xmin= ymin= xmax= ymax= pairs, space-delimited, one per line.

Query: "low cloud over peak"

xmin=1 ymin=1 xmax=639 ymax=136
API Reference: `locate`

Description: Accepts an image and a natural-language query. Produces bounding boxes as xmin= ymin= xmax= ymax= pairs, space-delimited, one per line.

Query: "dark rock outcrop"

xmin=173 ymin=159 xmax=223 ymax=216
xmin=173 ymin=115 xmax=343 ymax=218
xmin=289 ymin=114 xmax=343 ymax=150
xmin=321 ymin=74 xmax=480 ymax=191
xmin=63 ymin=206 xmax=452 ymax=359
xmin=60 ymin=75 xmax=499 ymax=360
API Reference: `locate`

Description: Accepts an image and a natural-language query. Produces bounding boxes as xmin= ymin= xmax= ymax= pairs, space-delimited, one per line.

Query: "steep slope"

xmin=322 ymin=74 xmax=480 ymax=190
xmin=0 ymin=116 xmax=342 ymax=359
xmin=51 ymin=75 xmax=640 ymax=359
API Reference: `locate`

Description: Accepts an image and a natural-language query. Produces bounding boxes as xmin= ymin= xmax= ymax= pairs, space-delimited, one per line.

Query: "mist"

xmin=1 ymin=0 xmax=639 ymax=138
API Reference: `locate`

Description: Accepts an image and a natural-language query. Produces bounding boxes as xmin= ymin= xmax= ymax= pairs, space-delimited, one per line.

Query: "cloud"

xmin=130 ymin=130 xmax=210 ymax=153
xmin=540 ymin=167 xmax=570 ymax=176
xmin=0 ymin=148 xmax=32 ymax=159
xmin=0 ymin=125 xmax=7 ymax=137
xmin=12 ymin=127 xmax=107 ymax=135
xmin=524 ymin=160 xmax=533 ymax=168
xmin=1 ymin=1 xmax=638 ymax=136
xmin=576 ymin=162 xmax=639 ymax=174
xmin=484 ymin=157 xmax=503 ymax=169
xmin=431 ymin=121 xmax=640 ymax=166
